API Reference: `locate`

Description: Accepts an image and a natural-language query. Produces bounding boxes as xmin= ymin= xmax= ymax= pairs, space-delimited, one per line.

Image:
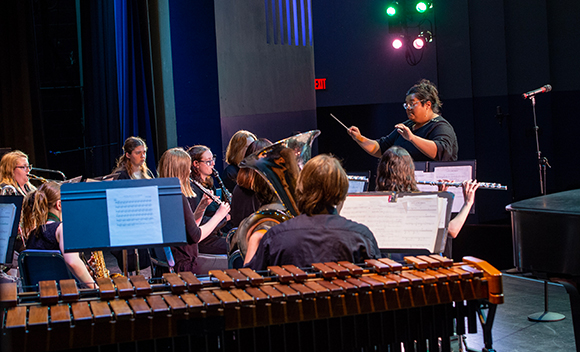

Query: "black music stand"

xmin=60 ymin=178 xmax=187 ymax=253
xmin=0 ymin=195 xmax=23 ymax=269
xmin=341 ymin=191 xmax=454 ymax=256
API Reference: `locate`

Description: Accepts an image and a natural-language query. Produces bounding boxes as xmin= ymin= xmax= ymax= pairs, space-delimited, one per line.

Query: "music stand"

xmin=60 ymin=178 xmax=187 ymax=253
xmin=340 ymin=191 xmax=454 ymax=256
xmin=0 ymin=195 xmax=23 ymax=268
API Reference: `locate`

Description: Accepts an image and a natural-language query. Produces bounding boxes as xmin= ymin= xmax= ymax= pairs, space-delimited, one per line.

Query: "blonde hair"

xmin=0 ymin=150 xmax=36 ymax=194
xmin=225 ymin=130 xmax=257 ymax=166
xmin=21 ymin=181 xmax=61 ymax=239
xmin=296 ymin=154 xmax=349 ymax=216
xmin=113 ymin=136 xmax=153 ymax=178
xmin=157 ymin=148 xmax=195 ymax=197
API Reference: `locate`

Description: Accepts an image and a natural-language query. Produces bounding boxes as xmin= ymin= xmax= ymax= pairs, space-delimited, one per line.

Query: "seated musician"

xmin=157 ymin=148 xmax=230 ymax=274
xmin=222 ymin=130 xmax=257 ymax=193
xmin=244 ymin=154 xmax=381 ymax=270
xmin=111 ymin=136 xmax=154 ymax=272
xmin=0 ymin=151 xmax=37 ymax=280
xmin=21 ymin=181 xmax=96 ymax=288
xmin=376 ymin=146 xmax=479 ymax=239
xmin=187 ymin=145 xmax=230 ymax=254
xmin=230 ymin=138 xmax=276 ymax=227
xmin=112 ymin=136 xmax=154 ymax=180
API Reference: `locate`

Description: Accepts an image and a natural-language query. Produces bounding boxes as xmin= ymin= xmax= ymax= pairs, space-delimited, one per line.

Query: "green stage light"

xmin=416 ymin=2 xmax=428 ymax=13
xmin=386 ymin=6 xmax=397 ymax=16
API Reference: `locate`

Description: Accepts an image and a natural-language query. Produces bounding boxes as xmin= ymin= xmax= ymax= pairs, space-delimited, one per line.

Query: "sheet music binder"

xmin=0 ymin=195 xmax=23 ymax=266
xmin=340 ymin=191 xmax=454 ymax=254
xmin=61 ymin=178 xmax=187 ymax=252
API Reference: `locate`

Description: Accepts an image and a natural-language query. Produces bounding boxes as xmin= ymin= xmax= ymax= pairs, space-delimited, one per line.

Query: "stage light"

xmin=392 ymin=38 xmax=403 ymax=49
xmin=415 ymin=1 xmax=432 ymax=13
xmin=413 ymin=37 xmax=425 ymax=50
xmin=386 ymin=2 xmax=399 ymax=17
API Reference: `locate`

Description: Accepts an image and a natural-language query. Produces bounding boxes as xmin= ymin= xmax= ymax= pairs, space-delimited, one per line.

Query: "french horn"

xmin=230 ymin=130 xmax=320 ymax=262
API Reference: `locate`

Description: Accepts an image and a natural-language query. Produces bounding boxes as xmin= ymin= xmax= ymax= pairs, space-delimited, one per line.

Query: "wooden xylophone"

xmin=0 ymin=255 xmax=503 ymax=352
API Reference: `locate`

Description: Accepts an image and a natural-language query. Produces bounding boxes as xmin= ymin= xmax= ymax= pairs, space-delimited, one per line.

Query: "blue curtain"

xmin=114 ymin=0 xmax=156 ymax=169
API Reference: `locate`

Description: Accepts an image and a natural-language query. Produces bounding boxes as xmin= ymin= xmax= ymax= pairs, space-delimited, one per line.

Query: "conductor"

xmin=348 ymin=79 xmax=458 ymax=161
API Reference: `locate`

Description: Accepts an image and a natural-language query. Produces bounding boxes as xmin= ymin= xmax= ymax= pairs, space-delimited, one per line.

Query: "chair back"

xmin=18 ymin=249 xmax=73 ymax=291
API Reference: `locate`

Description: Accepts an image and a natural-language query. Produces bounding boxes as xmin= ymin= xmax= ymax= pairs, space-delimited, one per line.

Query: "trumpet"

xmin=417 ymin=180 xmax=507 ymax=191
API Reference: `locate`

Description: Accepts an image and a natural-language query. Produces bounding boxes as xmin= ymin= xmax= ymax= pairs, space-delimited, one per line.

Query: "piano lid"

xmin=508 ymin=189 xmax=580 ymax=276
xmin=506 ymin=189 xmax=580 ymax=215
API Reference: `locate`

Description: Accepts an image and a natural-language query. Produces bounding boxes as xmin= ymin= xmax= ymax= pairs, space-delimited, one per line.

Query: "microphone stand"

xmin=526 ymin=95 xmax=562 ymax=322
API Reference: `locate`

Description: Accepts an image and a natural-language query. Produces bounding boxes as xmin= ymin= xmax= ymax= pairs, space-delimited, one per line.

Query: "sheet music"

xmin=106 ymin=186 xmax=163 ymax=246
xmin=340 ymin=194 xmax=441 ymax=252
xmin=0 ymin=204 xmax=17 ymax=263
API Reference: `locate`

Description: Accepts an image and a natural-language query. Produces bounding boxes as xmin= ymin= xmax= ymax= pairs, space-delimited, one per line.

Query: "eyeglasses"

xmin=15 ymin=164 xmax=32 ymax=171
xmin=199 ymin=158 xmax=216 ymax=166
xmin=403 ymin=100 xmax=424 ymax=110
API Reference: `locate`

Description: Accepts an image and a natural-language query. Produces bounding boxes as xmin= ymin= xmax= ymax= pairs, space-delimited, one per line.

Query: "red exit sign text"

xmin=315 ymin=78 xmax=326 ymax=90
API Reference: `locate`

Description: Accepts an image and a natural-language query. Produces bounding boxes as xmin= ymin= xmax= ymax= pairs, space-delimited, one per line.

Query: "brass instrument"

xmin=212 ymin=168 xmax=232 ymax=204
xmin=0 ymin=184 xmax=18 ymax=196
xmin=27 ymin=173 xmax=48 ymax=184
xmin=417 ymin=180 xmax=508 ymax=190
xmin=232 ymin=130 xmax=320 ymax=260
xmin=90 ymin=251 xmax=110 ymax=278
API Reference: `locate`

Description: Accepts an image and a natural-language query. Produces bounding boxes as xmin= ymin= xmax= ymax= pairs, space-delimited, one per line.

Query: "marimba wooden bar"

xmin=0 ymin=256 xmax=503 ymax=352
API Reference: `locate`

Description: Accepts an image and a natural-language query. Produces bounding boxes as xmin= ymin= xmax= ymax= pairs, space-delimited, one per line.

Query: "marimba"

xmin=1 ymin=256 xmax=503 ymax=352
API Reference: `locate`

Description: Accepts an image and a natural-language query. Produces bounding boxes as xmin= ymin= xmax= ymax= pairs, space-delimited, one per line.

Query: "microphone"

xmin=31 ymin=166 xmax=67 ymax=180
xmin=522 ymin=84 xmax=552 ymax=99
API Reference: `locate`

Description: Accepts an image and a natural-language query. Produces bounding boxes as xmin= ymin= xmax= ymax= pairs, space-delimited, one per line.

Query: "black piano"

xmin=507 ymin=189 xmax=580 ymax=351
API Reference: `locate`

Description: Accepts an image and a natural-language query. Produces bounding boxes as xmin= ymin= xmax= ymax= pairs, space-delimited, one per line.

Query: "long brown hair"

xmin=237 ymin=138 xmax=276 ymax=204
xmin=225 ymin=130 xmax=257 ymax=166
xmin=187 ymin=145 xmax=213 ymax=187
xmin=113 ymin=136 xmax=152 ymax=178
xmin=376 ymin=146 xmax=419 ymax=192
xmin=296 ymin=154 xmax=349 ymax=216
xmin=21 ymin=181 xmax=61 ymax=239
xmin=157 ymin=148 xmax=195 ymax=197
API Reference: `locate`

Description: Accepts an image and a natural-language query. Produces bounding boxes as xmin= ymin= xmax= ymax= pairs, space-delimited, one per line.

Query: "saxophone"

xmin=90 ymin=251 xmax=110 ymax=278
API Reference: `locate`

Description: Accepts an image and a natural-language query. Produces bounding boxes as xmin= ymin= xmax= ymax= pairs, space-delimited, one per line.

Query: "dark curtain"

xmin=0 ymin=0 xmax=46 ymax=165
xmin=80 ymin=0 xmax=157 ymax=178
xmin=114 ymin=0 xmax=157 ymax=170
xmin=80 ymin=0 xmax=121 ymax=178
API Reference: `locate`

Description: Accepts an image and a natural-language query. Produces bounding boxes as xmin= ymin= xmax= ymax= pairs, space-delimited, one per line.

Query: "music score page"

xmin=106 ymin=186 xmax=163 ymax=246
xmin=340 ymin=194 xmax=446 ymax=252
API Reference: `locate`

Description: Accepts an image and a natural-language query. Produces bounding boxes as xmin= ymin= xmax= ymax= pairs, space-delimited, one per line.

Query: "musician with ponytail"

xmin=111 ymin=137 xmax=154 ymax=272
xmin=158 ymin=148 xmax=230 ymax=273
xmin=113 ymin=136 xmax=154 ymax=180
xmin=22 ymin=182 xmax=96 ymax=288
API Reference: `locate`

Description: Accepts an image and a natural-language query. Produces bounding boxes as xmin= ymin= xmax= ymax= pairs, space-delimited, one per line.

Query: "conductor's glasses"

xmin=403 ymin=101 xmax=424 ymax=110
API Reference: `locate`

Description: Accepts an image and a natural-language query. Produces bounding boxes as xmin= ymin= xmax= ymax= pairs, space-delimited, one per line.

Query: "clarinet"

xmin=212 ymin=168 xmax=232 ymax=204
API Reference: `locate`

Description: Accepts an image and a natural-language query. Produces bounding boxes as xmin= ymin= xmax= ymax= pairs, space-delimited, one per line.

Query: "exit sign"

xmin=315 ymin=78 xmax=326 ymax=90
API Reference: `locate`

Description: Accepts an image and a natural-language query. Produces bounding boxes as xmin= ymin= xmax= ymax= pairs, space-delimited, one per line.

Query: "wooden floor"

xmin=459 ymin=273 xmax=576 ymax=352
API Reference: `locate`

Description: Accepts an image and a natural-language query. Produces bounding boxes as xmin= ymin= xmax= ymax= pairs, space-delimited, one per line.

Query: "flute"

xmin=417 ymin=180 xmax=507 ymax=191
xmin=190 ymin=178 xmax=224 ymax=203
